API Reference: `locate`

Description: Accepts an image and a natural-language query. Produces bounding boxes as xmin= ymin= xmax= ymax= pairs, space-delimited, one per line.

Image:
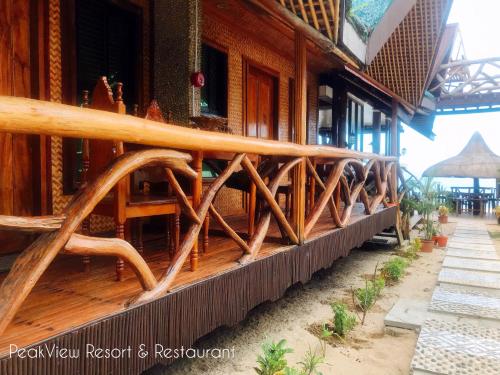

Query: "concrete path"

xmin=385 ymin=218 xmax=500 ymax=374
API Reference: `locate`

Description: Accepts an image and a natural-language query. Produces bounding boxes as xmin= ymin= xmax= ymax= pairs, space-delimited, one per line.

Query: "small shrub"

xmin=255 ymin=339 xmax=293 ymax=375
xmin=331 ymin=302 xmax=357 ymax=337
xmin=381 ymin=257 xmax=408 ymax=283
xmin=353 ymin=272 xmax=385 ymax=325
xmin=403 ymin=238 xmax=422 ymax=261
xmin=255 ymin=340 xmax=325 ymax=375
xmin=285 ymin=345 xmax=325 ymax=375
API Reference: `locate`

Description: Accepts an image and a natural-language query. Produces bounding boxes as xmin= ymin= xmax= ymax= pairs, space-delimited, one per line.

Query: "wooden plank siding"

xmin=0 ymin=0 xmax=43 ymax=254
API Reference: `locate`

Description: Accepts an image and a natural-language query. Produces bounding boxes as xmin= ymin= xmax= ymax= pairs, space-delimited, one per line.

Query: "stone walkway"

xmin=386 ymin=219 xmax=500 ymax=374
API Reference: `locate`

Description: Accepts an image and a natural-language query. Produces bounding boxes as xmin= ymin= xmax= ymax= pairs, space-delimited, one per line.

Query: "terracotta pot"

xmin=438 ymin=215 xmax=448 ymax=224
xmin=432 ymin=235 xmax=439 ymax=245
xmin=436 ymin=235 xmax=448 ymax=248
xmin=386 ymin=202 xmax=399 ymax=208
xmin=421 ymin=239 xmax=434 ymax=253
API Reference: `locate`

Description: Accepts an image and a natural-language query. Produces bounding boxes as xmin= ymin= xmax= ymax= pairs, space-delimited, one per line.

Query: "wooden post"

xmin=390 ymin=99 xmax=399 ymax=203
xmin=191 ymin=151 xmax=203 ymax=271
xmin=372 ymin=110 xmax=381 ymax=154
xmin=292 ymin=31 xmax=307 ymax=243
xmin=332 ymin=81 xmax=347 ymax=147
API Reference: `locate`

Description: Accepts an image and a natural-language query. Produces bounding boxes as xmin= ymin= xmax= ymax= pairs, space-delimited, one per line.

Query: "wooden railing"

xmin=0 ymin=97 xmax=399 ymax=334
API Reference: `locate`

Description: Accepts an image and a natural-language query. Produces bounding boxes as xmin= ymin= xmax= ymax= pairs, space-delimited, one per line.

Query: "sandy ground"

xmin=145 ymin=222 xmax=456 ymax=375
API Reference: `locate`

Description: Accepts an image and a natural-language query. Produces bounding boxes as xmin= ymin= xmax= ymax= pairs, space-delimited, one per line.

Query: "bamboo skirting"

xmin=0 ymin=207 xmax=396 ymax=375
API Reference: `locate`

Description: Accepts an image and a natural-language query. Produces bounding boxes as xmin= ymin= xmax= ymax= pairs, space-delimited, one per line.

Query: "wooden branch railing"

xmin=0 ymin=97 xmax=399 ymax=335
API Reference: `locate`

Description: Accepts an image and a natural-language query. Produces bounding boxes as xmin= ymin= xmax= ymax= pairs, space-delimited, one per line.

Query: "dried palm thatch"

xmin=423 ymin=132 xmax=500 ymax=178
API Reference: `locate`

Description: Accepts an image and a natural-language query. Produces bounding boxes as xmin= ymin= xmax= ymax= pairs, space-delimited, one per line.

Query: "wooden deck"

xmin=0 ymin=204 xmax=396 ymax=374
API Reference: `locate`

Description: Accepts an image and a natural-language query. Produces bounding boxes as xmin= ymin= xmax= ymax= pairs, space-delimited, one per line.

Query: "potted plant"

xmin=438 ymin=205 xmax=449 ymax=224
xmin=431 ymin=225 xmax=439 ymax=245
xmin=419 ymin=219 xmax=436 ymax=252
xmin=410 ymin=177 xmax=438 ymax=253
xmin=435 ymin=223 xmax=448 ymax=248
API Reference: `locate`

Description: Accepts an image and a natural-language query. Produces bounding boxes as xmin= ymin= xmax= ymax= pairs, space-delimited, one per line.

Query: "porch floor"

xmin=0 ymin=204 xmax=389 ymax=356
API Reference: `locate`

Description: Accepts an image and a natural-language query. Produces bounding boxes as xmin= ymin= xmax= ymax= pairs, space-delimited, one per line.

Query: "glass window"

xmin=201 ymin=44 xmax=228 ymax=117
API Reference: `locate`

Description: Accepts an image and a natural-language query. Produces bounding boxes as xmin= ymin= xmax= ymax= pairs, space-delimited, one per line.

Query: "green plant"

xmin=381 ymin=257 xmax=408 ymax=282
xmin=255 ymin=340 xmax=325 ymax=375
xmin=409 ymin=177 xmax=438 ymax=240
xmin=400 ymin=238 xmax=421 ymax=261
xmin=255 ymin=339 xmax=293 ymax=375
xmin=418 ymin=219 xmax=439 ymax=241
xmin=438 ymin=205 xmax=449 ymax=216
xmin=284 ymin=345 xmax=325 ymax=375
xmin=330 ymin=302 xmax=357 ymax=337
xmin=352 ymin=264 xmax=385 ymax=325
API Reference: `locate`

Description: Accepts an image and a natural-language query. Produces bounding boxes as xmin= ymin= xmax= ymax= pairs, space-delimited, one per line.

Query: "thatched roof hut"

xmin=423 ymin=132 xmax=500 ymax=178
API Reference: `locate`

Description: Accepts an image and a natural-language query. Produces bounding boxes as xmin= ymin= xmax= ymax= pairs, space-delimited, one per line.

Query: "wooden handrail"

xmin=0 ymin=97 xmax=396 ymax=161
xmin=0 ymin=96 xmax=402 ymax=336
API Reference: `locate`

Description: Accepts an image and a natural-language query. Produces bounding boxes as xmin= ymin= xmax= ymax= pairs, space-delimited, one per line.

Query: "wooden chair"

xmin=81 ymin=77 xmax=182 ymax=281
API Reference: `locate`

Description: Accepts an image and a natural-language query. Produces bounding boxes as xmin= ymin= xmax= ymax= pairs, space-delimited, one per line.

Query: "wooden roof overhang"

xmin=366 ymin=0 xmax=453 ymax=108
xmin=245 ymin=0 xmax=358 ymax=70
xmin=207 ymin=0 xmax=346 ymax=73
xmin=326 ymin=64 xmax=415 ymax=123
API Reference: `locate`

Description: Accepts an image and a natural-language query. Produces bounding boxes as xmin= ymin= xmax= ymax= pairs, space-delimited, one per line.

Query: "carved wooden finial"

xmin=133 ymin=104 xmax=139 ymax=117
xmin=115 ymin=82 xmax=123 ymax=102
xmin=82 ymin=90 xmax=89 ymax=108
xmin=144 ymin=100 xmax=166 ymax=123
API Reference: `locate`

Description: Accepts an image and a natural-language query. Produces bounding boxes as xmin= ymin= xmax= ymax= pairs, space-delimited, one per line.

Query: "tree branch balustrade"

xmin=0 ymin=97 xmax=399 ymax=336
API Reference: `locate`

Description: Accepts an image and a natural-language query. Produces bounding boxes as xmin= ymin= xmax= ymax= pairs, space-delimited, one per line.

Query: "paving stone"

xmin=453 ymin=232 xmax=491 ymax=240
xmin=446 ymin=250 xmax=500 ymax=260
xmin=454 ymin=230 xmax=489 ymax=234
xmin=430 ymin=286 xmax=500 ymax=321
xmin=448 ymin=243 xmax=496 ymax=251
xmin=438 ymin=268 xmax=500 ymax=290
xmin=438 ymin=283 xmax=500 ymax=298
xmin=384 ymin=298 xmax=430 ymax=330
xmin=449 ymin=239 xmax=494 ymax=246
xmin=411 ymin=319 xmax=500 ymax=375
xmin=443 ymin=257 xmax=500 ymax=273
xmin=384 ymin=297 xmax=500 ymax=331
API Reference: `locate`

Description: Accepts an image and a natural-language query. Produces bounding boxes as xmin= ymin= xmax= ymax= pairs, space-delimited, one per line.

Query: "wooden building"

xmin=0 ymin=0 xmax=451 ymax=373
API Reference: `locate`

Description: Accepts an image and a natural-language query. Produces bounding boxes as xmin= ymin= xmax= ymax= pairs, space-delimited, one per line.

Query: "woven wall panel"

xmin=366 ymin=0 xmax=450 ymax=107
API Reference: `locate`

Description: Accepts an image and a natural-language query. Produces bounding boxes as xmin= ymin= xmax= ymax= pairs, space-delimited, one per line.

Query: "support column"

xmin=292 ymin=31 xmax=307 ymax=243
xmin=332 ymin=81 xmax=348 ymax=148
xmin=372 ymin=110 xmax=381 ymax=154
xmin=191 ymin=151 xmax=203 ymax=270
xmin=153 ymin=0 xmax=201 ymax=124
xmin=391 ymin=99 xmax=399 ymax=203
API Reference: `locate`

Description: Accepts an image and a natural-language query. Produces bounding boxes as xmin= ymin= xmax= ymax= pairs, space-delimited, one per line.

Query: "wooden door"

xmin=0 ymin=0 xmax=41 ymax=254
xmin=245 ymin=65 xmax=277 ymax=140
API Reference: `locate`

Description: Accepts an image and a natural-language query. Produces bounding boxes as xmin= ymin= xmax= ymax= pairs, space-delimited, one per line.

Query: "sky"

xmin=399 ymin=0 xmax=500 ymax=189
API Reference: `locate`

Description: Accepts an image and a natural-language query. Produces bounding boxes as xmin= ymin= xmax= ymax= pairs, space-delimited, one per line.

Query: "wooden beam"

xmin=0 ymin=214 xmax=65 ymax=232
xmin=307 ymin=0 xmax=320 ymax=31
xmin=293 ymin=31 xmax=307 ymax=243
xmin=317 ymin=0 xmax=333 ymax=39
xmin=190 ymin=151 xmax=203 ymax=271
xmin=0 ymin=97 xmax=397 ymax=161
xmin=372 ymin=110 xmax=381 ymax=154
xmin=247 ymin=0 xmax=359 ymax=68
xmin=391 ymin=99 xmax=399 ymax=203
